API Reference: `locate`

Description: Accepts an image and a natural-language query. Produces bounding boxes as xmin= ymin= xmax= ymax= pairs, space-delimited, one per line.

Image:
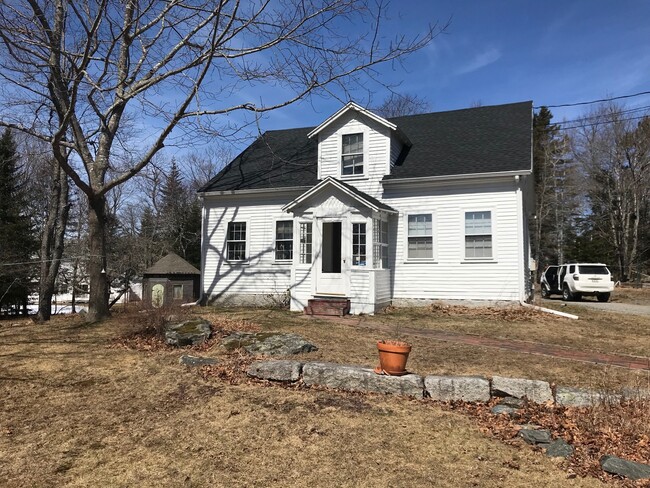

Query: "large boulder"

xmin=221 ymin=332 xmax=318 ymax=356
xmin=302 ymin=362 xmax=424 ymax=397
xmin=491 ymin=376 xmax=553 ymax=404
xmin=425 ymin=375 xmax=490 ymax=402
xmin=555 ymin=386 xmax=606 ymax=407
xmin=545 ymin=439 xmax=574 ymax=458
xmin=600 ymin=455 xmax=650 ymax=480
xmin=164 ymin=318 xmax=211 ymax=347
xmin=519 ymin=429 xmax=552 ymax=445
xmin=247 ymin=360 xmax=304 ymax=382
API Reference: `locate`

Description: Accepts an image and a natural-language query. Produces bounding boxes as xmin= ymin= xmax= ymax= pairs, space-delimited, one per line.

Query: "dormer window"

xmin=342 ymin=133 xmax=364 ymax=176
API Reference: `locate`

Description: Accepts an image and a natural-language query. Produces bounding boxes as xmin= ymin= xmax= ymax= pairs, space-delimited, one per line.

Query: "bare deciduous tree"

xmin=573 ymin=103 xmax=650 ymax=281
xmin=0 ymin=0 xmax=443 ymax=321
xmin=373 ymin=92 xmax=431 ymax=118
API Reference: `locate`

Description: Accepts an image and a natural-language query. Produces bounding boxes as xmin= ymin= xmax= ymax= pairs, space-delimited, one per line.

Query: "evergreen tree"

xmin=531 ymin=107 xmax=579 ymax=274
xmin=159 ymin=160 xmax=201 ymax=267
xmin=0 ymin=129 xmax=36 ymax=314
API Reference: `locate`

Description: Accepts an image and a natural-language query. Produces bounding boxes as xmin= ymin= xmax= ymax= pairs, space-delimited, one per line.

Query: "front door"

xmin=316 ymin=220 xmax=348 ymax=295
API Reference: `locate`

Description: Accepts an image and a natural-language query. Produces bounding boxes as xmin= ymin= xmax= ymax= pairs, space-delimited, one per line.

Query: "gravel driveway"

xmin=542 ymin=298 xmax=650 ymax=317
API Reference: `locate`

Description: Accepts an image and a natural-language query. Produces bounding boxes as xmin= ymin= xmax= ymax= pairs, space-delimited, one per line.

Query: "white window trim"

xmin=296 ymin=220 xmax=313 ymax=268
xmin=338 ymin=128 xmax=369 ymax=179
xmin=460 ymin=208 xmax=497 ymax=263
xmin=273 ymin=218 xmax=295 ymax=264
xmin=351 ymin=220 xmax=369 ymax=267
xmin=225 ymin=219 xmax=250 ymax=263
xmin=372 ymin=216 xmax=389 ymax=270
xmin=403 ymin=211 xmax=437 ymax=263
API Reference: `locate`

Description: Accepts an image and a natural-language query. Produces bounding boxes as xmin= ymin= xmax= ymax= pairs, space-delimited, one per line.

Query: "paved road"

xmin=541 ymin=298 xmax=650 ymax=317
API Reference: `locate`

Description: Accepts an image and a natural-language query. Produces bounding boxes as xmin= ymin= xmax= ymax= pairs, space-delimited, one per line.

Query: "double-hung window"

xmin=299 ymin=222 xmax=312 ymax=264
xmin=172 ymin=284 xmax=183 ymax=300
xmin=373 ymin=218 xmax=389 ymax=269
xmin=275 ymin=220 xmax=293 ymax=261
xmin=226 ymin=222 xmax=247 ymax=261
xmin=407 ymin=214 xmax=433 ymax=259
xmin=352 ymin=223 xmax=367 ymax=266
xmin=465 ymin=211 xmax=492 ymax=258
xmin=341 ymin=133 xmax=364 ymax=176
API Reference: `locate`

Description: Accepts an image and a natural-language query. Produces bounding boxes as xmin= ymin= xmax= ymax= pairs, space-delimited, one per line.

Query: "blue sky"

xmin=255 ymin=1 xmax=650 ymax=129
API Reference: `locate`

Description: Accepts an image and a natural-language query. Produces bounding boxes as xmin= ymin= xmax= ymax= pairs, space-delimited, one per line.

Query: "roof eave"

xmin=307 ymin=101 xmax=397 ymax=138
xmin=201 ymin=186 xmax=312 ymax=197
xmin=382 ymin=169 xmax=533 ymax=186
xmin=282 ymin=176 xmax=397 ymax=214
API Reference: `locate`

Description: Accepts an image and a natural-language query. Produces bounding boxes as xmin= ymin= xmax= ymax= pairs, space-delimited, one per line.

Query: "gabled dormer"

xmin=307 ymin=102 xmax=410 ymax=198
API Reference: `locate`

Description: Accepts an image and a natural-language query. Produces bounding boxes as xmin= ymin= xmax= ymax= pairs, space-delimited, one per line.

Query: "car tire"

xmin=562 ymin=285 xmax=573 ymax=301
xmin=597 ymin=293 xmax=610 ymax=303
xmin=541 ymin=285 xmax=551 ymax=299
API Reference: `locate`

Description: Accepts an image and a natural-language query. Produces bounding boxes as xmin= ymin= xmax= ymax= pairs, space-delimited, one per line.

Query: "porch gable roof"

xmin=282 ymin=176 xmax=397 ymax=214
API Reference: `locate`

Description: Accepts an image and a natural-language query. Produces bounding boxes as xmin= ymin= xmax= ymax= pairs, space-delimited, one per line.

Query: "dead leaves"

xmin=450 ymin=398 xmax=650 ymax=486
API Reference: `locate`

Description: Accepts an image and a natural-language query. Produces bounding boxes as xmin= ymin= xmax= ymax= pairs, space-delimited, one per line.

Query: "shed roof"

xmin=198 ymin=101 xmax=532 ymax=193
xmin=143 ymin=253 xmax=200 ymax=276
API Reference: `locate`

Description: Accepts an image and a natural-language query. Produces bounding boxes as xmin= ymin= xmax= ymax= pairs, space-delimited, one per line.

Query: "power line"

xmin=556 ymin=114 xmax=649 ymax=132
xmin=534 ymin=89 xmax=650 ymax=109
xmin=0 ymin=255 xmax=103 ymax=267
xmin=540 ymin=114 xmax=649 ymax=133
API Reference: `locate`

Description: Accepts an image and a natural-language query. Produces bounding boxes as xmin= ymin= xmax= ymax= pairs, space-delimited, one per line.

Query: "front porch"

xmin=283 ymin=177 xmax=395 ymax=315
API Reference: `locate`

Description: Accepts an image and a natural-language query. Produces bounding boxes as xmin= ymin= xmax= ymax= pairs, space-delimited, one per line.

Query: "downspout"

xmin=515 ymin=175 xmax=525 ymax=302
xmin=520 ymin=300 xmax=579 ymax=320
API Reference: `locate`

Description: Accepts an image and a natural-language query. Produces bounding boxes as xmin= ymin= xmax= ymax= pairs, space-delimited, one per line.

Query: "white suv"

xmin=541 ymin=263 xmax=614 ymax=302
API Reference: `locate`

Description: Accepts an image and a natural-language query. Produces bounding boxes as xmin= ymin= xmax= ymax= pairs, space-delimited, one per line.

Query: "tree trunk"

xmin=86 ymin=195 xmax=110 ymax=322
xmin=36 ymin=167 xmax=69 ymax=322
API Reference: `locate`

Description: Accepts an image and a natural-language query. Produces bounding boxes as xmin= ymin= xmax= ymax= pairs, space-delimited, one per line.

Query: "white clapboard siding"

xmin=384 ymin=177 xmax=524 ymax=301
xmin=349 ymin=270 xmax=372 ymax=314
xmin=290 ymin=267 xmax=312 ymax=311
xmin=202 ymin=192 xmax=300 ymax=299
xmin=373 ymin=269 xmax=391 ymax=309
xmin=318 ymin=112 xmax=390 ymax=200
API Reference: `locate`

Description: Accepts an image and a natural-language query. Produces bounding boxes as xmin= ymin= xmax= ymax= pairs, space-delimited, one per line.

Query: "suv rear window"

xmin=578 ymin=265 xmax=609 ymax=275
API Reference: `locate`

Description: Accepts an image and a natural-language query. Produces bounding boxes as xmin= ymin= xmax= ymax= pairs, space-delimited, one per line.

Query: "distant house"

xmin=198 ymin=101 xmax=534 ymax=314
xmin=143 ymin=253 xmax=200 ymax=307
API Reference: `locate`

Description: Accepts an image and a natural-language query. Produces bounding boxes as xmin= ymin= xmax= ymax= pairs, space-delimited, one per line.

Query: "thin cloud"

xmin=456 ymin=47 xmax=502 ymax=75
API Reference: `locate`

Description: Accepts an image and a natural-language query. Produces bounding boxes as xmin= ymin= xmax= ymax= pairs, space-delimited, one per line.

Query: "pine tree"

xmin=159 ymin=159 xmax=201 ymax=267
xmin=0 ymin=129 xmax=37 ymax=314
xmin=531 ymin=107 xmax=577 ymax=274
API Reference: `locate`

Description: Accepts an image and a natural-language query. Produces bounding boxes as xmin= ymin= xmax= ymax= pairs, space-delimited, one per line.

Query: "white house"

xmin=199 ymin=101 xmax=534 ymax=314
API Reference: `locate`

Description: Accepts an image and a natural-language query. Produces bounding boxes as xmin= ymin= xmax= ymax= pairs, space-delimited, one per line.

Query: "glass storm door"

xmin=316 ymin=221 xmax=347 ymax=295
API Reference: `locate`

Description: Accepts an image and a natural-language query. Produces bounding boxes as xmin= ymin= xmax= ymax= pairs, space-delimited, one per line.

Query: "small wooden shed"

xmin=143 ymin=253 xmax=201 ymax=307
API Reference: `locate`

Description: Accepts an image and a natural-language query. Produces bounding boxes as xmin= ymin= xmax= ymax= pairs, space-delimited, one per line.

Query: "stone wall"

xmin=247 ymin=359 xmax=645 ymax=407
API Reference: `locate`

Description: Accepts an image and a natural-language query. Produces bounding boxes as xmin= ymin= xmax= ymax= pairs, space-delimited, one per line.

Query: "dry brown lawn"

xmin=0 ymin=312 xmax=606 ymax=488
xmin=220 ymin=306 xmax=650 ymax=390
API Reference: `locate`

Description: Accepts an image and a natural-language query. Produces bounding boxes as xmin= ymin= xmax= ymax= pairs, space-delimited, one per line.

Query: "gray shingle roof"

xmin=199 ymin=101 xmax=532 ymax=192
xmin=144 ymin=253 xmax=200 ymax=275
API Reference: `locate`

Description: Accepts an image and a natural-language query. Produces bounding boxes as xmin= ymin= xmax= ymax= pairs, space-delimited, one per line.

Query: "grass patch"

xmin=0 ymin=313 xmax=603 ymax=487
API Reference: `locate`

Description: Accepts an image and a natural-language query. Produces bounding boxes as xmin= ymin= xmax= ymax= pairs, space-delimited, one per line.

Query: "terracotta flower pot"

xmin=375 ymin=340 xmax=411 ymax=376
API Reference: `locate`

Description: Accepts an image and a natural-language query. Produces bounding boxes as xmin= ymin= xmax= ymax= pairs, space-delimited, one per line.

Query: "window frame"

xmin=373 ymin=217 xmax=389 ymax=269
xmin=404 ymin=212 xmax=436 ymax=262
xmin=351 ymin=222 xmax=368 ymax=267
xmin=298 ymin=221 xmax=313 ymax=265
xmin=172 ymin=284 xmax=183 ymax=300
xmin=339 ymin=130 xmax=367 ymax=178
xmin=225 ymin=221 xmax=248 ymax=262
xmin=274 ymin=219 xmax=294 ymax=262
xmin=463 ymin=210 xmax=495 ymax=261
